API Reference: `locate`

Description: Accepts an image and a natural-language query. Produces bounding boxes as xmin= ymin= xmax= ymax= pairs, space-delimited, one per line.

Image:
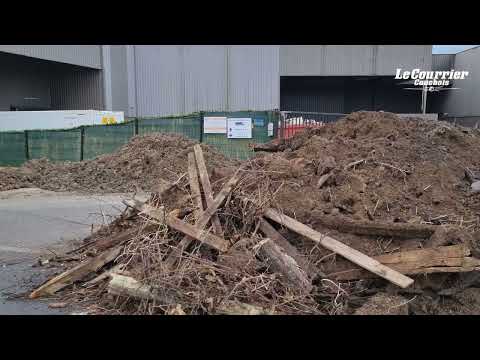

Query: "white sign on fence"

xmin=227 ymin=118 xmax=252 ymax=139
xmin=204 ymin=116 xmax=227 ymax=134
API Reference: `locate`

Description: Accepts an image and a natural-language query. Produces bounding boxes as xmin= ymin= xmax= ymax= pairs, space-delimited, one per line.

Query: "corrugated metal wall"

xmin=110 ymin=45 xmax=129 ymax=114
xmin=281 ymin=77 xmax=422 ymax=113
xmin=134 ymin=46 xmax=184 ymax=116
xmin=183 ymin=46 xmax=228 ymax=113
xmin=435 ymin=46 xmax=480 ymax=117
xmin=0 ymin=52 xmax=52 ymax=110
xmin=281 ymin=45 xmax=432 ymax=76
xmin=49 ymin=64 xmax=104 ymax=110
xmin=432 ymin=54 xmax=455 ymax=71
xmin=0 ymin=45 xmax=102 ymax=69
xmin=375 ymin=45 xmax=432 ymax=75
xmin=131 ymin=45 xmax=279 ymax=116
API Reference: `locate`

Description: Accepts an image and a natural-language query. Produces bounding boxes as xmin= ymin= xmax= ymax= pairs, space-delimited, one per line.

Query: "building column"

xmin=101 ymin=45 xmax=113 ymax=111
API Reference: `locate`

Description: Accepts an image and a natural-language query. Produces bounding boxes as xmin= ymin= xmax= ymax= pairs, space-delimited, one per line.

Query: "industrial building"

xmin=0 ymin=45 xmax=478 ymax=123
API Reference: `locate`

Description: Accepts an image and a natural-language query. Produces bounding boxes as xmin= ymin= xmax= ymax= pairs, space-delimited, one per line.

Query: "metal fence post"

xmin=134 ymin=118 xmax=139 ymax=136
xmin=80 ymin=126 xmax=85 ymax=161
xmin=24 ymin=130 xmax=29 ymax=161
xmin=199 ymin=111 xmax=204 ymax=143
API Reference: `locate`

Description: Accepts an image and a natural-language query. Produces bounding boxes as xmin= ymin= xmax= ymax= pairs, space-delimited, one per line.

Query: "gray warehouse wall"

xmin=0 ymin=45 xmax=102 ymax=69
xmin=109 ymin=45 xmax=279 ymax=117
xmin=49 ymin=64 xmax=104 ymax=110
xmin=434 ymin=46 xmax=480 ymax=118
xmin=281 ymin=45 xmax=432 ymax=76
xmin=0 ymin=52 xmax=52 ymax=110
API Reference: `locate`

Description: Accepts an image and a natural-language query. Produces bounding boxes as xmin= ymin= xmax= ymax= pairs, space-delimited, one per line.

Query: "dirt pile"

xmin=24 ymin=112 xmax=480 ymax=315
xmin=0 ymin=134 xmax=234 ymax=193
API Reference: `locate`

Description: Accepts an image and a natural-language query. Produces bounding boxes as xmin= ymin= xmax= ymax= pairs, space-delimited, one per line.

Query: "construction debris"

xmin=23 ymin=111 xmax=480 ymax=314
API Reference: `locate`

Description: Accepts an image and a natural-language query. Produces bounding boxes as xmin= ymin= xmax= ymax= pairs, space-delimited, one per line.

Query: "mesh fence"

xmin=203 ymin=111 xmax=276 ymax=160
xmin=0 ymin=131 xmax=26 ymax=166
xmin=28 ymin=128 xmax=82 ymax=162
xmin=0 ymin=110 xmax=284 ymax=166
xmin=138 ymin=115 xmax=201 ymax=141
xmin=83 ymin=122 xmax=135 ymax=160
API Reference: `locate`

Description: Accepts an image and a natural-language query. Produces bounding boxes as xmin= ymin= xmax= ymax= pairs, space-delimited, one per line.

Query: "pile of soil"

xmin=0 ymin=134 xmax=234 ymax=193
xmin=20 ymin=112 xmax=480 ymax=314
xmin=250 ymin=111 xmax=480 ymax=256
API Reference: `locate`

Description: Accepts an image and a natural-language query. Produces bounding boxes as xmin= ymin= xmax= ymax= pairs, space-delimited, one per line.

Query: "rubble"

xmin=17 ymin=111 xmax=480 ymax=314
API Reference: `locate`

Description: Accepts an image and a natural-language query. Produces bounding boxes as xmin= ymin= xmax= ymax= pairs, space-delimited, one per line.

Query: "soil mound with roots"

xmin=0 ymin=134 xmax=235 ymax=193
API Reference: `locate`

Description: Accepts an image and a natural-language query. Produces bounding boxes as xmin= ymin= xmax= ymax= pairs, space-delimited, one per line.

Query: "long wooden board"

xmin=30 ymin=246 xmax=122 ymax=298
xmin=193 ymin=144 xmax=223 ymax=236
xmin=263 ymin=208 xmax=414 ymax=288
xmin=166 ymin=213 xmax=229 ymax=252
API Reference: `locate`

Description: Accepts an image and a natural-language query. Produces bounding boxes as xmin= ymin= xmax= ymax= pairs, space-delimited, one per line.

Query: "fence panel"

xmin=28 ymin=128 xmax=82 ymax=162
xmin=138 ymin=116 xmax=201 ymax=141
xmin=203 ymin=111 xmax=275 ymax=160
xmin=0 ymin=131 xmax=26 ymax=166
xmin=279 ymin=111 xmax=345 ymax=139
xmin=83 ymin=122 xmax=135 ymax=160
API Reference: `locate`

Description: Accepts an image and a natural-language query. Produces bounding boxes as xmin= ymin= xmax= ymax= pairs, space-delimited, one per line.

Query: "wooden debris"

xmin=193 ymin=144 xmax=223 ymax=236
xmin=187 ymin=152 xmax=203 ymax=220
xmin=83 ymin=263 xmax=128 ymax=287
xmin=108 ymin=274 xmax=179 ymax=305
xmin=258 ymin=218 xmax=318 ymax=278
xmin=257 ymin=238 xmax=312 ymax=293
xmin=216 ymin=300 xmax=273 ymax=315
xmin=317 ymin=172 xmax=333 ymax=189
xmin=166 ymin=212 xmax=229 ymax=252
xmin=29 ymin=246 xmax=122 ymax=298
xmin=164 ymin=166 xmax=241 ymax=265
xmin=263 ymin=208 xmax=414 ymax=288
xmin=95 ymin=227 xmax=140 ymax=252
xmin=330 ymin=245 xmax=480 ymax=281
xmin=311 ymin=213 xmax=437 ymax=239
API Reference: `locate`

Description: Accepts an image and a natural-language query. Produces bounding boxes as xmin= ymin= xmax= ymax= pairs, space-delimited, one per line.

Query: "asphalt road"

xmin=0 ymin=188 xmax=127 ymax=315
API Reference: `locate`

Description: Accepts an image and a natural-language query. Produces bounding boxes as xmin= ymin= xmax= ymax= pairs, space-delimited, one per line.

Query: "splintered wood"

xmin=330 ymin=245 xmax=480 ymax=281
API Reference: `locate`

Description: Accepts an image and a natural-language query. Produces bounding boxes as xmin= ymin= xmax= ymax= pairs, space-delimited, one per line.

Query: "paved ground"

xmin=0 ymin=188 xmax=127 ymax=315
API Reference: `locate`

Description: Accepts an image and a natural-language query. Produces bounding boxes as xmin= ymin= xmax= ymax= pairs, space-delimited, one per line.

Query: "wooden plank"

xmin=187 ymin=152 xmax=203 ymax=220
xmin=264 ymin=208 xmax=414 ymax=288
xmin=29 ymin=246 xmax=122 ymax=298
xmin=329 ymin=245 xmax=480 ymax=281
xmin=333 ymin=261 xmax=480 ymax=281
xmin=166 ymin=212 xmax=229 ymax=252
xmin=163 ymin=169 xmax=241 ymax=265
xmin=258 ymin=218 xmax=317 ymax=278
xmin=193 ymin=144 xmax=223 ymax=236
xmin=311 ymin=213 xmax=437 ymax=239
xmin=374 ymin=244 xmax=469 ymax=265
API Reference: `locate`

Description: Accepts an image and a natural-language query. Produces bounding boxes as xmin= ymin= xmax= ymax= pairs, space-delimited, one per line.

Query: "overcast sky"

xmin=432 ymin=45 xmax=478 ymax=54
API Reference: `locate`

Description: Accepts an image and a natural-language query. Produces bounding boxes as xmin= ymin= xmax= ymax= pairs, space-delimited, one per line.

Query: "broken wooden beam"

xmin=163 ymin=166 xmax=242 ymax=265
xmin=187 ymin=152 xmax=203 ymax=220
xmin=166 ymin=212 xmax=229 ymax=252
xmin=311 ymin=212 xmax=437 ymax=239
xmin=329 ymin=245 xmax=480 ymax=281
xmin=193 ymin=144 xmax=223 ymax=236
xmin=30 ymin=246 xmax=122 ymax=298
xmin=258 ymin=218 xmax=318 ymax=278
xmin=263 ymin=208 xmax=414 ymax=288
xmin=108 ymin=274 xmax=179 ymax=305
xmin=257 ymin=238 xmax=312 ymax=293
